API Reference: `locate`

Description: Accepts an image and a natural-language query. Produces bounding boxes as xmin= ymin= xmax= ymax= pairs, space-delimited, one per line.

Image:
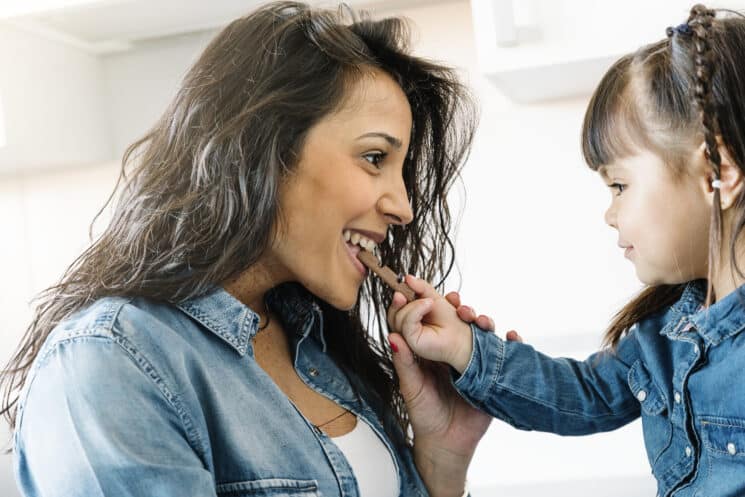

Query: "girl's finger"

xmin=404 ymin=274 xmax=439 ymax=299
xmin=394 ymin=299 xmax=433 ymax=340
xmin=387 ymin=291 xmax=408 ymax=330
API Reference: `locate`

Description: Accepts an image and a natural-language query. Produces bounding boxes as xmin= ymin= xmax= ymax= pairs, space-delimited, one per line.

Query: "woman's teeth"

xmin=343 ymin=229 xmax=377 ymax=252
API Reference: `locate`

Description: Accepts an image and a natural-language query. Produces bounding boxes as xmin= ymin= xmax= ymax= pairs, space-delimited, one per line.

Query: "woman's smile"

xmin=342 ymin=229 xmax=382 ymax=278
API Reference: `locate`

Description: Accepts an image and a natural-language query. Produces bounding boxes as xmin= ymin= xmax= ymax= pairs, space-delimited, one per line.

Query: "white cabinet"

xmin=471 ymin=0 xmax=745 ymax=102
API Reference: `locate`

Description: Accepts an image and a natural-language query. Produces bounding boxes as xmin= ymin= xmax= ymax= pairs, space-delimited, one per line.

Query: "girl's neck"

xmin=709 ymin=231 xmax=745 ymax=304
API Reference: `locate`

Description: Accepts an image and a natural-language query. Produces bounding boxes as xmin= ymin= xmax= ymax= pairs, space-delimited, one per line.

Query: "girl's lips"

xmin=624 ymin=247 xmax=634 ymax=258
xmin=344 ymin=239 xmax=368 ymax=277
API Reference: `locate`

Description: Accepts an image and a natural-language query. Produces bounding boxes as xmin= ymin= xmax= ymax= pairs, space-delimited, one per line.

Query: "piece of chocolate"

xmin=356 ymin=250 xmax=416 ymax=302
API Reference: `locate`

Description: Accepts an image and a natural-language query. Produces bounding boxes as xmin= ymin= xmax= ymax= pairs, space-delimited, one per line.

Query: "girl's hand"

xmin=388 ymin=275 xmax=473 ymax=373
xmin=444 ymin=291 xmax=495 ymax=332
xmin=444 ymin=291 xmax=524 ymax=343
xmin=388 ymin=333 xmax=491 ymax=497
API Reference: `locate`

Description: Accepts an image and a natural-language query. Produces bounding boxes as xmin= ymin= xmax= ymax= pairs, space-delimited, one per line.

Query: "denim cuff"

xmin=452 ymin=323 xmax=505 ymax=405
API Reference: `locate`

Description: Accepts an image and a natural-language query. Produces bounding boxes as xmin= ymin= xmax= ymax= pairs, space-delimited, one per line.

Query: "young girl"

xmin=388 ymin=5 xmax=745 ymax=497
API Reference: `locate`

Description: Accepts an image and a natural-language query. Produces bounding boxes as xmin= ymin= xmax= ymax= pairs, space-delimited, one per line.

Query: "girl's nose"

xmin=604 ymin=204 xmax=617 ymax=229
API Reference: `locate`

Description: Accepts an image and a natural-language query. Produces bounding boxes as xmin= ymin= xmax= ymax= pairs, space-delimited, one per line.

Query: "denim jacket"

xmin=455 ymin=280 xmax=745 ymax=497
xmin=14 ymin=284 xmax=429 ymax=497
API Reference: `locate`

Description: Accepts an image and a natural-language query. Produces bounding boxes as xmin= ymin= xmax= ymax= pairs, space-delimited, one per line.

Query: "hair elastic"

xmin=666 ymin=22 xmax=693 ymax=37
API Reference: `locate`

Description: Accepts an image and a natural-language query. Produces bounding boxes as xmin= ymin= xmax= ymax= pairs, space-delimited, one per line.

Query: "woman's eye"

xmin=609 ymin=182 xmax=626 ymax=195
xmin=362 ymin=151 xmax=386 ymax=168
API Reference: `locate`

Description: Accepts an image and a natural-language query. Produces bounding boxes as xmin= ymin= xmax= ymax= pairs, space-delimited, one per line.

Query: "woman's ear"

xmin=698 ymin=139 xmax=744 ymax=210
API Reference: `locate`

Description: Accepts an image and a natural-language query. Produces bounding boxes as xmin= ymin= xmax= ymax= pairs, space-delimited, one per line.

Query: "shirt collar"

xmin=175 ymin=282 xmax=325 ymax=356
xmin=176 ymin=286 xmax=259 ymax=356
xmin=266 ymin=283 xmax=327 ymax=351
xmin=689 ymin=282 xmax=745 ymax=346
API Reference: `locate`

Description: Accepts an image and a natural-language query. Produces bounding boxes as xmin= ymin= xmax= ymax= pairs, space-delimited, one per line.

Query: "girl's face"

xmin=601 ymin=149 xmax=711 ymax=285
xmin=269 ymin=69 xmax=414 ymax=310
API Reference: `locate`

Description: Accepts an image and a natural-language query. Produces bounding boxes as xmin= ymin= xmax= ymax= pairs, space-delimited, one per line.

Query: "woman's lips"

xmin=344 ymin=240 xmax=368 ymax=277
xmin=624 ymin=247 xmax=634 ymax=258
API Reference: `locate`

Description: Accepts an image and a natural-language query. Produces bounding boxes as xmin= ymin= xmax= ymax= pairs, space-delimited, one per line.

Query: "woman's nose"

xmin=379 ymin=180 xmax=413 ymax=226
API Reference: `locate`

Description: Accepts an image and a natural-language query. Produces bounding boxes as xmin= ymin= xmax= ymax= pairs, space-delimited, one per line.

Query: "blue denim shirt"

xmin=455 ymin=280 xmax=745 ymax=497
xmin=14 ymin=284 xmax=429 ymax=497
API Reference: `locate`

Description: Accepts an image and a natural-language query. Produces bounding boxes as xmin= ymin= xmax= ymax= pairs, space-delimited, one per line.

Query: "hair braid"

xmin=688 ymin=4 xmax=722 ymax=305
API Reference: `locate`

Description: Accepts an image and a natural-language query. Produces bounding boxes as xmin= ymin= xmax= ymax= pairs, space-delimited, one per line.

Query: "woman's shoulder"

xmin=18 ymin=295 xmax=222 ymax=426
xmin=31 ymin=295 xmax=221 ymax=390
xmin=42 ymin=295 xmax=188 ymax=352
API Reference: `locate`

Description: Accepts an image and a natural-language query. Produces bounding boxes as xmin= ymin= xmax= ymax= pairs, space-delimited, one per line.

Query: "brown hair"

xmin=581 ymin=4 xmax=745 ymax=348
xmin=1 ymin=1 xmax=477 ymax=444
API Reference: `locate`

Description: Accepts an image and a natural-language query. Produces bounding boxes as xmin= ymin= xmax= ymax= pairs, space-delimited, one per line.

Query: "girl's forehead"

xmin=598 ymin=150 xmax=669 ymax=178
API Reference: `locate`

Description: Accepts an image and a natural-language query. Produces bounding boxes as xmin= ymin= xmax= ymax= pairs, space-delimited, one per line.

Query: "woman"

xmin=2 ymin=2 xmax=488 ymax=496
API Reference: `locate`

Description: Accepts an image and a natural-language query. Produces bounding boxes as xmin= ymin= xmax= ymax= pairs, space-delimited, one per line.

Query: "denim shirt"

xmin=455 ymin=280 xmax=745 ymax=497
xmin=14 ymin=284 xmax=429 ymax=497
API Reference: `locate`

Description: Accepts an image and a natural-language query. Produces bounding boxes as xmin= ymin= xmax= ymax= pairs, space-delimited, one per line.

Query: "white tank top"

xmin=331 ymin=417 xmax=400 ymax=497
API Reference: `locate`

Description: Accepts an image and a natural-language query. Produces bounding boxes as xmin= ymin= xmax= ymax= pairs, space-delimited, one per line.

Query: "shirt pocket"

xmin=627 ymin=360 xmax=671 ymax=465
xmin=694 ymin=417 xmax=745 ymax=496
xmin=700 ymin=416 xmax=745 ymax=458
xmin=216 ymin=478 xmax=320 ymax=497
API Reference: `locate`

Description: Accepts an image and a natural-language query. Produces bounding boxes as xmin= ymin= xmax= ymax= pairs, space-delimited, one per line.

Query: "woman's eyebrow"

xmin=356 ymin=132 xmax=402 ymax=149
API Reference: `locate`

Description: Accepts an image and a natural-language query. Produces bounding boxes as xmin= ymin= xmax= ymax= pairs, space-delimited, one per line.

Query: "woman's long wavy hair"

xmin=582 ymin=5 xmax=745 ymax=348
xmin=1 ymin=1 xmax=477 ymax=443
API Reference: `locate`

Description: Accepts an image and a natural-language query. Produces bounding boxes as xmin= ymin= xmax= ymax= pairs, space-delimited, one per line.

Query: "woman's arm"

xmin=389 ymin=333 xmax=484 ymax=497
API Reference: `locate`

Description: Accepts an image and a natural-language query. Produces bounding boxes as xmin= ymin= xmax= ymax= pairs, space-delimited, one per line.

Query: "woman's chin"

xmin=331 ymin=289 xmax=362 ymax=311
xmin=309 ymin=281 xmax=361 ymax=311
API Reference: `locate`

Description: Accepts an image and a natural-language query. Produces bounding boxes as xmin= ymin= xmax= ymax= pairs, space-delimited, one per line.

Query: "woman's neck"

xmin=223 ymin=257 xmax=288 ymax=321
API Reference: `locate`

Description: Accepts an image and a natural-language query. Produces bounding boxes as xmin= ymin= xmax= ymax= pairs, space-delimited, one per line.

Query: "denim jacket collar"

xmin=659 ymin=279 xmax=745 ymax=346
xmin=176 ymin=282 xmax=326 ymax=356
xmin=690 ymin=282 xmax=745 ymax=346
xmin=176 ymin=286 xmax=260 ymax=356
xmin=267 ymin=283 xmax=327 ymax=352
xmin=659 ymin=280 xmax=706 ymax=339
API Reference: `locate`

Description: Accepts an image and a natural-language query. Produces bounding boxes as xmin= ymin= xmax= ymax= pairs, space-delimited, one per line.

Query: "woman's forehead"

xmin=317 ymin=71 xmax=412 ymax=142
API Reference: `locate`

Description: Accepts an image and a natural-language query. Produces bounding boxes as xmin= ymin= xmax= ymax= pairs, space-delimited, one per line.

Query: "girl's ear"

xmin=698 ymin=139 xmax=744 ymax=210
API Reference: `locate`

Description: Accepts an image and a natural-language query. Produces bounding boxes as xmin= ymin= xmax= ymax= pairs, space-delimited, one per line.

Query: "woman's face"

xmin=270 ymin=69 xmax=414 ymax=310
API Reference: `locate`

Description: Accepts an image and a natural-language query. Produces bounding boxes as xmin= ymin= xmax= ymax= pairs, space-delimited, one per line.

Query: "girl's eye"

xmin=609 ymin=182 xmax=626 ymax=195
xmin=362 ymin=151 xmax=386 ymax=168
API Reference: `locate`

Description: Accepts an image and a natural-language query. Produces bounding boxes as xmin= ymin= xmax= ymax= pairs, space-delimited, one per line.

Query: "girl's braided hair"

xmin=582 ymin=4 xmax=745 ymax=348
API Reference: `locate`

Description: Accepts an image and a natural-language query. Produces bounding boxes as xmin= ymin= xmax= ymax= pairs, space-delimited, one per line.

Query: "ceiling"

xmin=4 ymin=0 xmax=448 ymax=53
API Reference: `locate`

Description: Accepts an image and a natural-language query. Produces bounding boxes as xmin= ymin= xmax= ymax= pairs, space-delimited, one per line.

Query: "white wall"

xmin=0 ymin=162 xmax=121 ymax=497
xmin=102 ymin=30 xmax=216 ymax=158
xmin=0 ymin=1 xmax=661 ymax=495
xmin=0 ymin=22 xmax=113 ymax=173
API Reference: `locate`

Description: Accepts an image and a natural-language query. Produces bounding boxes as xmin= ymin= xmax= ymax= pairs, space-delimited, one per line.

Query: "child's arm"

xmin=388 ymin=275 xmax=643 ymax=435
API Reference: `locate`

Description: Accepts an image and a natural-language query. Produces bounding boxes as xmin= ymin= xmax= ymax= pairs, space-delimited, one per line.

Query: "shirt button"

xmin=636 ymin=390 xmax=647 ymax=402
xmin=308 ymin=367 xmax=319 ymax=377
xmin=674 ymin=392 xmax=682 ymax=403
xmin=728 ymin=443 xmax=737 ymax=455
xmin=685 ymin=446 xmax=692 ymax=457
